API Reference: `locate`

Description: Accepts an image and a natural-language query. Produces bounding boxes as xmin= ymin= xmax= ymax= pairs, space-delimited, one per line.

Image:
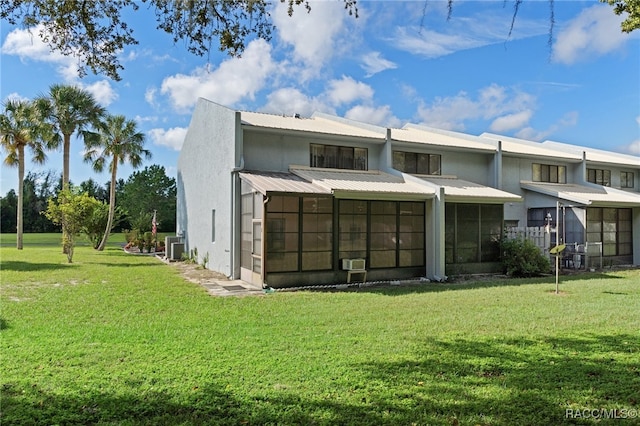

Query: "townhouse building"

xmin=177 ymin=98 xmax=640 ymax=288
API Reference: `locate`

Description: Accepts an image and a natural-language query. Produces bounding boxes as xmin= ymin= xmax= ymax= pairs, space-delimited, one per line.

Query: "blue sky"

xmin=1 ymin=1 xmax=639 ymax=193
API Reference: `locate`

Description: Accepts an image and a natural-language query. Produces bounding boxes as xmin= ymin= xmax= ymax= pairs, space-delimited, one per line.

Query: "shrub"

xmin=501 ymin=237 xmax=551 ymax=277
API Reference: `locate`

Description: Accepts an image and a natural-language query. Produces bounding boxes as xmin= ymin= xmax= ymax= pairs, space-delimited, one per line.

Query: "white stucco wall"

xmin=242 ymin=130 xmax=384 ymax=171
xmin=177 ymin=99 xmax=240 ymax=277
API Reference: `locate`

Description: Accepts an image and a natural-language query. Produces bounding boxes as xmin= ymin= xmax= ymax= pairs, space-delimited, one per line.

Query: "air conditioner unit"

xmin=342 ymin=258 xmax=366 ymax=271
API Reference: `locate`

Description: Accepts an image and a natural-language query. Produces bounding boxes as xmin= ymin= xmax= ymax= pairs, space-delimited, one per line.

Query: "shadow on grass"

xmin=3 ymin=334 xmax=638 ymax=425
xmin=355 ymin=333 xmax=640 ymax=425
xmin=0 ymin=260 xmax=76 ymax=272
xmin=356 ymin=271 xmax=631 ymax=297
xmin=1 ymin=381 xmax=420 ymax=425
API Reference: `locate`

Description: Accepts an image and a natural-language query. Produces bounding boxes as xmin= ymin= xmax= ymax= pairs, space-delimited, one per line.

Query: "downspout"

xmin=495 ymin=140 xmax=503 ymax=189
xmin=230 ymin=156 xmax=245 ymax=279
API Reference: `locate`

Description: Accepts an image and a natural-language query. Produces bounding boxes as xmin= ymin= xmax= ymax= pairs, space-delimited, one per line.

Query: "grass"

xmin=1 ymin=243 xmax=639 ymax=425
xmin=0 ymin=232 xmax=173 ymax=248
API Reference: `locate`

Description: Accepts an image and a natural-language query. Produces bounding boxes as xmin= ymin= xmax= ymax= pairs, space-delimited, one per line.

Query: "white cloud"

xmin=361 ymin=52 xmax=397 ymax=77
xmin=160 ymin=39 xmax=275 ymax=113
xmin=415 ymin=84 xmax=536 ymax=131
xmin=272 ymin=1 xmax=349 ymax=70
xmin=261 ymin=88 xmax=331 ymax=117
xmin=82 ymin=80 xmax=117 ymax=106
xmin=623 ymin=140 xmax=640 ymax=155
xmin=345 ymin=105 xmax=402 ymax=128
xmin=515 ymin=111 xmax=579 ymax=141
xmin=145 ymin=87 xmax=157 ymax=108
xmin=552 ymin=5 xmax=631 ymax=65
xmin=325 ymin=76 xmax=374 ymax=107
xmin=148 ymin=127 xmax=188 ymax=151
xmin=3 ymin=92 xmax=29 ymax=103
xmin=390 ymin=11 xmax=547 ymax=59
xmin=490 ymin=110 xmax=533 ymax=133
xmin=1 ymin=24 xmax=79 ymax=81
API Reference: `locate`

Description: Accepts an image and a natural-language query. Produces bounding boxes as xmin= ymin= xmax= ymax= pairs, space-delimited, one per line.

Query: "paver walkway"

xmin=158 ymin=256 xmax=264 ymax=297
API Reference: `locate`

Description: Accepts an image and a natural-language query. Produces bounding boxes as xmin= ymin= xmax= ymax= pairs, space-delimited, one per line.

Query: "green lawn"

xmin=1 ymin=244 xmax=639 ymax=425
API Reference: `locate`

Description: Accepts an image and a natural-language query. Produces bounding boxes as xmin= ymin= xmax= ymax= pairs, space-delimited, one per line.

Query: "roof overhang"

xmin=290 ymin=166 xmax=436 ymax=200
xmin=239 ymin=170 xmax=331 ymax=195
xmin=421 ymin=176 xmax=522 ymax=203
xmin=521 ymin=181 xmax=640 ymax=207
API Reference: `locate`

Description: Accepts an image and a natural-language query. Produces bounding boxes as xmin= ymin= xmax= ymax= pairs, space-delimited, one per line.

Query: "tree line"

xmin=0 ymin=165 xmax=176 ymax=235
xmin=0 ymin=84 xmax=174 ymax=258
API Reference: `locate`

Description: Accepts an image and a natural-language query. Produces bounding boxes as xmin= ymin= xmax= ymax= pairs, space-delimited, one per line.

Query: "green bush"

xmin=501 ymin=237 xmax=551 ymax=277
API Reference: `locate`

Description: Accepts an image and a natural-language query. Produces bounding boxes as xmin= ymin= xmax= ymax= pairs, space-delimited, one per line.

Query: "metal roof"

xmin=481 ymin=133 xmax=583 ymax=161
xmin=521 ymin=181 xmax=640 ymax=207
xmin=290 ymin=166 xmax=435 ymax=199
xmin=542 ymin=140 xmax=640 ymax=167
xmin=421 ymin=176 xmax=522 ymax=203
xmin=392 ymin=125 xmax=496 ymax=152
xmin=240 ymin=111 xmax=385 ymax=140
xmin=239 ymin=170 xmax=330 ymax=195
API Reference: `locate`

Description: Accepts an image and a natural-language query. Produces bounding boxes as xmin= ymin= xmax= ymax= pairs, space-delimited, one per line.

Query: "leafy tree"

xmin=0 ymin=99 xmax=49 ymax=249
xmin=82 ymin=201 xmax=126 ymax=249
xmin=34 ymin=84 xmax=105 ymax=189
xmin=84 ymin=114 xmax=151 ymax=251
xmin=79 ymin=178 xmax=108 ymax=203
xmin=0 ymin=0 xmax=357 ymax=80
xmin=34 ymin=84 xmax=105 ymax=251
xmin=119 ymin=165 xmax=176 ymax=233
xmin=601 ymin=0 xmax=640 ymax=32
xmin=43 ymin=187 xmax=101 ymax=263
xmin=21 ymin=171 xmax=61 ymax=233
xmin=0 ymin=189 xmax=17 ymax=233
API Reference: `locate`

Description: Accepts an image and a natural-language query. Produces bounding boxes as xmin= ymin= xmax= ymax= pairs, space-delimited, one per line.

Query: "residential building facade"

xmin=177 ymin=98 xmax=640 ymax=288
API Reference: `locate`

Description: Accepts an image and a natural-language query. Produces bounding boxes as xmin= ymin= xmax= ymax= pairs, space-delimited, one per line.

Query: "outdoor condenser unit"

xmin=342 ymin=258 xmax=366 ymax=270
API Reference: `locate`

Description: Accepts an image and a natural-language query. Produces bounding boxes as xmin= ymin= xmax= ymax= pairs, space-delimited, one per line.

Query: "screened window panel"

xmin=404 ymin=153 xmax=417 ymax=173
xmin=399 ymin=249 xmax=424 ymax=267
xmin=267 ymin=253 xmax=298 ymax=272
xmin=558 ymin=166 xmax=566 ymax=183
xmin=302 ymin=252 xmax=332 ymax=271
xmin=302 ymin=233 xmax=332 ymax=251
xmin=370 ymin=250 xmax=396 ymax=268
xmin=392 ymin=151 xmax=405 ymax=171
xmin=550 ymin=166 xmax=558 ymax=183
xmin=429 ymin=155 xmax=441 ymax=175
xmin=619 ymin=243 xmax=632 ymax=256
xmin=417 ymin=154 xmax=430 ymax=174
xmin=354 ymin=148 xmax=368 ymax=170
xmin=603 ymin=244 xmax=617 ymax=256
xmin=533 ymin=164 xmax=542 ymax=181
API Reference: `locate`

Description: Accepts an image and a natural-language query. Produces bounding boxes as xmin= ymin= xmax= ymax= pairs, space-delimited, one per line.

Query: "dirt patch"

xmin=168 ymin=261 xmax=229 ymax=283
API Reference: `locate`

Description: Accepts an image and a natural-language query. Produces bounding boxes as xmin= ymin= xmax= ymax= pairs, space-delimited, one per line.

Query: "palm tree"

xmin=34 ymin=84 xmax=105 ymax=189
xmin=0 ymin=99 xmax=49 ymax=249
xmin=84 ymin=114 xmax=151 ymax=251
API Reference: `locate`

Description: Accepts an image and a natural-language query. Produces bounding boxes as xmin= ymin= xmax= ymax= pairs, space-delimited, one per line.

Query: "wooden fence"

xmin=505 ymin=226 xmax=551 ymax=254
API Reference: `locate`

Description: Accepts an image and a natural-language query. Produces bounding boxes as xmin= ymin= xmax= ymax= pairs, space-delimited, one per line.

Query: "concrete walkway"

xmin=199 ymin=279 xmax=265 ymax=297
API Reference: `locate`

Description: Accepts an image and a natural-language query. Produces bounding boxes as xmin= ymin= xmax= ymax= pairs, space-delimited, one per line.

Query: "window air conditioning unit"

xmin=342 ymin=258 xmax=366 ymax=271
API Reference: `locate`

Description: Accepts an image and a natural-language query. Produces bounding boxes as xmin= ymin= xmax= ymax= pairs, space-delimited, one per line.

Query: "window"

xmin=392 ymin=151 xmax=441 ymax=175
xmin=533 ymin=163 xmax=566 ymax=183
xmin=301 ymin=197 xmax=333 ymax=271
xmin=266 ymin=195 xmax=299 ymax=272
xmin=587 ymin=208 xmax=633 ymax=256
xmin=587 ymin=168 xmax=611 ymax=186
xmin=339 ymin=199 xmax=368 ymax=261
xmin=338 ymin=200 xmax=425 ymax=269
xmin=310 ymin=144 xmax=367 ymax=170
xmin=445 ymin=203 xmax=503 ymax=264
xmin=265 ymin=195 xmax=334 ymax=273
xmin=621 ymin=171 xmax=635 ymax=188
